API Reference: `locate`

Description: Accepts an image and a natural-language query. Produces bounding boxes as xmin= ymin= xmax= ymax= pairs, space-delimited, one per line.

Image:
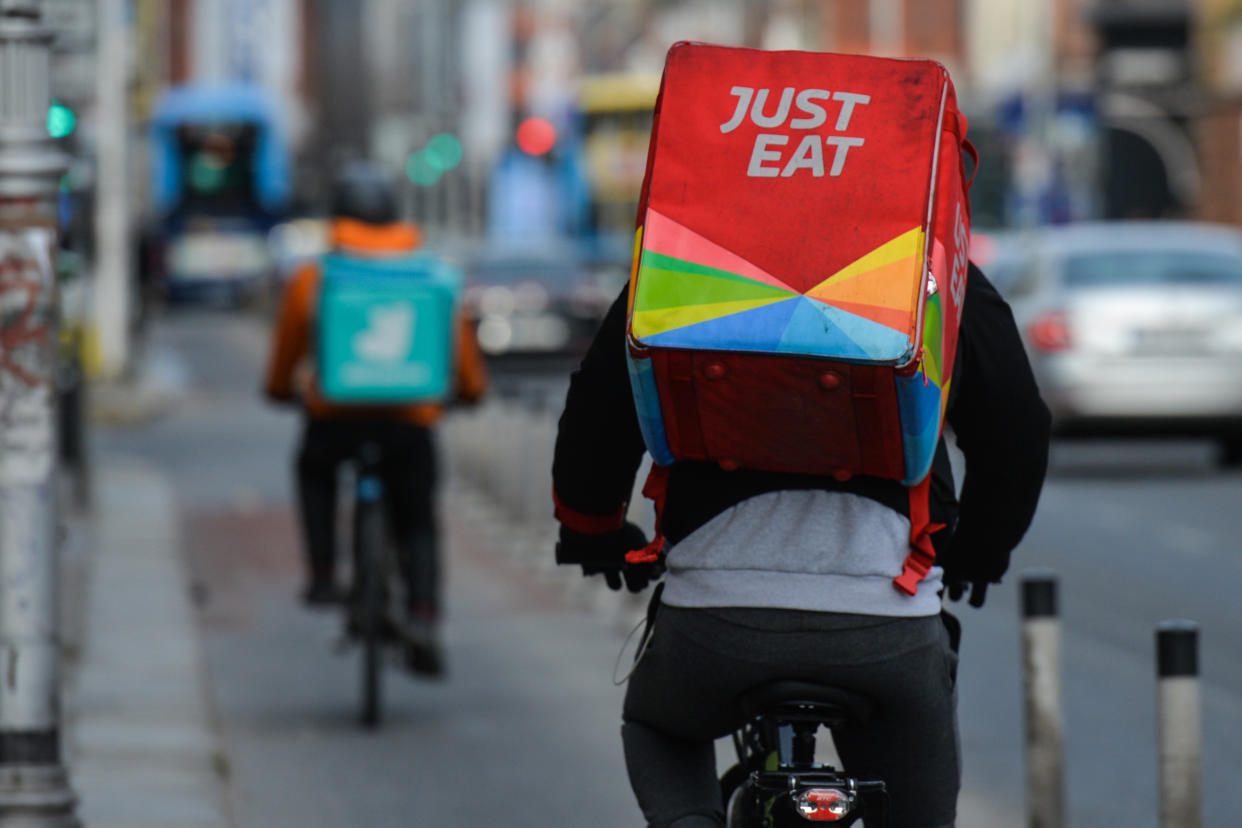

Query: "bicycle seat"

xmin=738 ymin=681 xmax=875 ymax=725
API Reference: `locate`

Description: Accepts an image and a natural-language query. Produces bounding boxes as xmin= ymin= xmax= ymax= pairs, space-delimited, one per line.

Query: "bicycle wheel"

xmin=720 ymin=764 xmax=757 ymax=828
xmin=355 ymin=492 xmax=387 ymax=728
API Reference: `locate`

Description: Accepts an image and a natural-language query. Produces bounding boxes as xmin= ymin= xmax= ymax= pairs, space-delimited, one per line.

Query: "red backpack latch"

xmin=893 ymin=474 xmax=945 ymax=596
xmin=626 ymin=464 xmax=671 ymax=564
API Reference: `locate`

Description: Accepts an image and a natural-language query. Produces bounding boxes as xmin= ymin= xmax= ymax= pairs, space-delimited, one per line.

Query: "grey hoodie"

xmin=661 ymin=489 xmax=943 ymax=616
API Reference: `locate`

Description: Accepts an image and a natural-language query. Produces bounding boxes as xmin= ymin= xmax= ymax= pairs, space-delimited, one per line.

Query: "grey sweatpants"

xmin=621 ymin=604 xmax=961 ymax=828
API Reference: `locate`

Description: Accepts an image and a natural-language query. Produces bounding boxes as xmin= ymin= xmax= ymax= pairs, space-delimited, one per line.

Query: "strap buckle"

xmin=625 ymin=537 xmax=663 ymax=565
xmin=627 ymin=464 xmax=672 ymax=564
xmin=893 ymin=548 xmax=935 ymax=596
xmin=892 ymin=519 xmax=946 ymax=597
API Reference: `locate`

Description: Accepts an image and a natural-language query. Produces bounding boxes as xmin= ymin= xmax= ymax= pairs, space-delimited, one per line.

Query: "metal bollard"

xmin=1156 ymin=620 xmax=1201 ymax=828
xmin=1021 ymin=570 xmax=1064 ymax=828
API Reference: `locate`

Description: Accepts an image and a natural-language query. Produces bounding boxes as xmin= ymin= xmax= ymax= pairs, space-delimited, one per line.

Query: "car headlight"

xmin=512 ymin=281 xmax=549 ymax=313
xmin=479 ymin=286 xmax=516 ymax=316
xmin=476 ymin=315 xmax=513 ymax=355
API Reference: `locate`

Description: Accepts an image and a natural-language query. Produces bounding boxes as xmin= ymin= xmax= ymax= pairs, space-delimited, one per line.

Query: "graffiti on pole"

xmin=0 ymin=228 xmax=56 ymax=486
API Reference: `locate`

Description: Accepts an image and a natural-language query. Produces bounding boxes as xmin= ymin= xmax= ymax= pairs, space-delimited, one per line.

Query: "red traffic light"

xmin=516 ymin=116 xmax=556 ymax=156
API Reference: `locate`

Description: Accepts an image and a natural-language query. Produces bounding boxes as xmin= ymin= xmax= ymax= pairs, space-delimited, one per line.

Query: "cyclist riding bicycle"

xmin=264 ymin=161 xmax=488 ymax=676
xmin=552 ymin=258 xmax=1050 ymax=826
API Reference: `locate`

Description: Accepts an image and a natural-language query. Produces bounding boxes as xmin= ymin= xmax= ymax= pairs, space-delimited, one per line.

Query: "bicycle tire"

xmin=720 ymin=763 xmax=747 ymax=806
xmin=355 ymin=493 xmax=387 ymax=728
xmin=720 ymin=764 xmax=755 ymax=828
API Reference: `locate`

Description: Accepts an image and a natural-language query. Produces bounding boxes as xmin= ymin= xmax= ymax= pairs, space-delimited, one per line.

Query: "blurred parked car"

xmin=992 ymin=221 xmax=1242 ymax=467
xmin=462 ymin=243 xmax=617 ymax=359
xmin=267 ymin=218 xmax=330 ymax=287
xmin=969 ymin=227 xmax=1039 ymax=296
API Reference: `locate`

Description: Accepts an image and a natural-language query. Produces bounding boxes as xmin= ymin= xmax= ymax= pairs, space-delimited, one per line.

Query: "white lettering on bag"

xmin=750 ymin=87 xmax=796 ymax=128
xmin=718 ymin=86 xmax=872 ymax=178
xmin=748 ymin=134 xmax=788 ymax=177
xmin=832 ymin=92 xmax=871 ymax=130
xmin=720 ymin=87 xmax=754 ymax=134
xmin=790 ymin=89 xmax=831 ymax=129
xmin=950 ymin=202 xmax=969 ymax=320
xmin=781 ymin=135 xmax=824 ymax=177
xmin=825 ymin=136 xmax=865 ymax=176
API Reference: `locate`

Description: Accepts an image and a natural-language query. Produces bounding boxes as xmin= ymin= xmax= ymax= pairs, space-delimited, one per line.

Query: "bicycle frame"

xmin=351 ymin=441 xmax=391 ymax=728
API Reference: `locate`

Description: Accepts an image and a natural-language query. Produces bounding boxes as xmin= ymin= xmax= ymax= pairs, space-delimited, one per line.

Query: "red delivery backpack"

xmin=625 ymin=42 xmax=976 ymax=595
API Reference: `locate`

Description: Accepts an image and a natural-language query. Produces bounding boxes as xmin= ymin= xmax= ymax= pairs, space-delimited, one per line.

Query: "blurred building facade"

xmin=1195 ymin=0 xmax=1242 ymax=227
xmin=43 ymin=1 xmax=1242 ymax=249
xmin=498 ymin=0 xmax=1240 ymax=233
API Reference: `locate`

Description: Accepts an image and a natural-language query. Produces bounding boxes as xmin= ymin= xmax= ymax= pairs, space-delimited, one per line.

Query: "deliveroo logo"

xmin=353 ymin=302 xmax=415 ymax=362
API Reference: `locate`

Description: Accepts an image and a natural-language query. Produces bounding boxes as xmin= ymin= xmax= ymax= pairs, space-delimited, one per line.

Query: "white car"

xmin=462 ymin=243 xmax=614 ymax=359
xmin=984 ymin=221 xmax=1242 ymax=467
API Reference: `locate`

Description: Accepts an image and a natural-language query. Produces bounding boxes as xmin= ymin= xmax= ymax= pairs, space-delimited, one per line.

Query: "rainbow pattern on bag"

xmin=628 ymin=208 xmax=950 ymax=484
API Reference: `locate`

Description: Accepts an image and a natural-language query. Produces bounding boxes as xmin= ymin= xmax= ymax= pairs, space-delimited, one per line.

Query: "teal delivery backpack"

xmin=317 ymin=253 xmax=462 ymax=404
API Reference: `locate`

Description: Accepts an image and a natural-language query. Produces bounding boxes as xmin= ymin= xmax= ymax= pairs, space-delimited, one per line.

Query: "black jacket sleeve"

xmin=942 ymin=264 xmax=1051 ymax=583
xmin=551 ymin=287 xmax=647 ymax=533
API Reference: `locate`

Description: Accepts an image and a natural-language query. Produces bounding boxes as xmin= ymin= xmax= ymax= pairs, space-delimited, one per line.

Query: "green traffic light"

xmin=424 ymin=133 xmax=463 ymax=172
xmin=406 ymin=150 xmax=442 ymax=187
xmin=47 ymin=101 xmax=75 ymax=139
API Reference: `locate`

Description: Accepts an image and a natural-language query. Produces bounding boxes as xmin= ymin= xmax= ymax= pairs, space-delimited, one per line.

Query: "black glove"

xmin=936 ymin=536 xmax=1004 ymax=609
xmin=556 ymin=522 xmax=663 ymax=593
xmin=944 ymin=576 xmax=989 ymax=608
xmin=582 ymin=558 xmax=665 ymax=593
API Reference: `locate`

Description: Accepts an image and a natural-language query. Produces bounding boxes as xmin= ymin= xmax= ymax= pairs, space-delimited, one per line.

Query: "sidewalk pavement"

xmin=64 ymin=454 xmax=232 ymax=828
xmin=62 ymin=347 xmax=233 ymax=828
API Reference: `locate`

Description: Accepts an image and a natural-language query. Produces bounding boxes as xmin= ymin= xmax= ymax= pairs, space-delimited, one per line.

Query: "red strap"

xmin=626 ymin=464 xmax=670 ymax=564
xmin=552 ymin=487 xmax=627 ymax=534
xmin=963 ymin=139 xmax=979 ymax=189
xmin=894 ymin=474 xmax=946 ymax=596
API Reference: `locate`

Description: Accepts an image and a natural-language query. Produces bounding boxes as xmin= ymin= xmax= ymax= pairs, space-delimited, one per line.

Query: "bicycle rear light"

xmin=795 ymin=787 xmax=853 ymax=821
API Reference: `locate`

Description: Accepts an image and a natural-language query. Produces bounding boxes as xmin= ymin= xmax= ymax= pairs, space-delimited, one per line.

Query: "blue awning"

xmin=150 ymin=83 xmax=290 ymax=214
xmin=152 ymin=83 xmax=278 ymax=127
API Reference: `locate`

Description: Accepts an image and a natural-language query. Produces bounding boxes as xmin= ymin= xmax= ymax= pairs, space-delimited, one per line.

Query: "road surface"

xmin=93 ymin=309 xmax=1242 ymax=827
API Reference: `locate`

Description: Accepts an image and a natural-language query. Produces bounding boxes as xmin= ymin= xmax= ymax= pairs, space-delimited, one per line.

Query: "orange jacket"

xmin=263 ymin=218 xmax=488 ymax=426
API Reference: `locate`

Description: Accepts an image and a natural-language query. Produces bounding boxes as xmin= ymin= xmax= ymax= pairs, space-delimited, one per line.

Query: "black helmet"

xmin=330 ymin=161 xmax=398 ymax=225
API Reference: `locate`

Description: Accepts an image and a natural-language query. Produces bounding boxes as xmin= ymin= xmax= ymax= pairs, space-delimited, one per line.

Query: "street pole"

xmin=91 ymin=0 xmax=130 ymax=380
xmin=1021 ymin=570 xmax=1064 ymax=828
xmin=0 ymin=1 xmax=77 ymax=825
xmin=1157 ymin=620 xmax=1202 ymax=828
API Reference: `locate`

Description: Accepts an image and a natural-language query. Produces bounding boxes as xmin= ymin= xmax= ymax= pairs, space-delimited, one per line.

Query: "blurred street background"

xmin=22 ymin=0 xmax=1242 ymax=826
